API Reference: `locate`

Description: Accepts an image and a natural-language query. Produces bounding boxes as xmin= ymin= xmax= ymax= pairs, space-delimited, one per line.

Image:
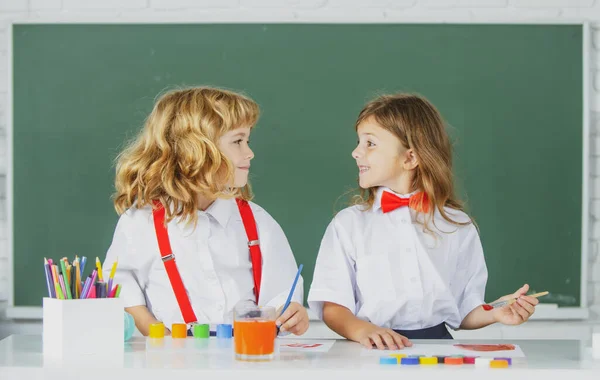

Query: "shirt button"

xmin=217 ymin=304 xmax=223 ymax=311
xmin=410 ymin=277 xmax=417 ymax=283
xmin=207 ymin=273 xmax=217 ymax=281
xmin=401 ymin=219 xmax=408 ymax=224
xmin=406 ymin=248 xmax=412 ymax=253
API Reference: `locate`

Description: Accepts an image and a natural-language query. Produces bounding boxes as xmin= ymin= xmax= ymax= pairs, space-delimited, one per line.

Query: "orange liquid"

xmin=234 ymin=320 xmax=276 ymax=357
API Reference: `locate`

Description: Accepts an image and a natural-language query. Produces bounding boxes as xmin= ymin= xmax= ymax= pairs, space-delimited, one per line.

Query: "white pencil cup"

xmin=42 ymin=297 xmax=124 ymax=363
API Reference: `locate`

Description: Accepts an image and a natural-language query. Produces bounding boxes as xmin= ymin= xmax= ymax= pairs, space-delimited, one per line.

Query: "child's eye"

xmin=367 ymin=141 xmax=375 ymax=147
xmin=234 ymin=139 xmax=243 ymax=145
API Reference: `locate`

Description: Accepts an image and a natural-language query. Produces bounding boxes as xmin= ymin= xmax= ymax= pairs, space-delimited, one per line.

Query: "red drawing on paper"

xmin=454 ymin=344 xmax=515 ymax=352
xmin=281 ymin=343 xmax=323 ymax=349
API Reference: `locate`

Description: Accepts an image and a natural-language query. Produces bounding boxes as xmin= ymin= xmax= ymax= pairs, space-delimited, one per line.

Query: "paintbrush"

xmin=483 ymin=291 xmax=549 ymax=310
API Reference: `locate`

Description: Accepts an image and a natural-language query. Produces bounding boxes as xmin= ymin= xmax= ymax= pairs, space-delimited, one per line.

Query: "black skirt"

xmin=393 ymin=323 xmax=453 ymax=339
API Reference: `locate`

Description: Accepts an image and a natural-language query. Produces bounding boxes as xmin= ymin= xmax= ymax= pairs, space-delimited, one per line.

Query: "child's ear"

xmin=403 ymin=149 xmax=419 ymax=170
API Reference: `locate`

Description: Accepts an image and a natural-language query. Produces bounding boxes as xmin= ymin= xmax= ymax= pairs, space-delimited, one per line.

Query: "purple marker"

xmin=44 ymin=261 xmax=55 ymax=298
xmin=107 ymin=278 xmax=114 ymax=297
xmin=84 ymin=269 xmax=98 ymax=298
xmin=80 ymin=275 xmax=92 ymax=299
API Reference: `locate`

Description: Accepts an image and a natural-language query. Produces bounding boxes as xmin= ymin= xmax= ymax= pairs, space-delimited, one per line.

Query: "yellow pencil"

xmin=109 ymin=261 xmax=117 ymax=280
xmin=52 ymin=264 xmax=64 ymax=300
xmin=66 ymin=264 xmax=72 ymax=286
xmin=75 ymin=259 xmax=81 ymax=299
xmin=96 ymin=257 xmax=104 ymax=281
xmin=107 ymin=260 xmax=118 ymax=294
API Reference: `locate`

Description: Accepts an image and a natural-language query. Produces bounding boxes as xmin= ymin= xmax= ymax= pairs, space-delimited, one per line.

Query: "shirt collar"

xmin=171 ymin=197 xmax=236 ymax=231
xmin=203 ymin=197 xmax=236 ymax=228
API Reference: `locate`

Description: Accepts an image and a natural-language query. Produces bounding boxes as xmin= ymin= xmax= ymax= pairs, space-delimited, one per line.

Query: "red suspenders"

xmin=151 ymin=199 xmax=262 ymax=324
xmin=235 ymin=198 xmax=262 ymax=303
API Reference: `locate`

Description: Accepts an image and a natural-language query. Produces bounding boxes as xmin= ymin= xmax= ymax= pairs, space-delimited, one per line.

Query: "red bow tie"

xmin=380 ymin=191 xmax=429 ymax=214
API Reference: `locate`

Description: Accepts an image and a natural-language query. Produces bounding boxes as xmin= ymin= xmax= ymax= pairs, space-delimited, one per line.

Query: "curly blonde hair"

xmin=113 ymin=86 xmax=259 ymax=225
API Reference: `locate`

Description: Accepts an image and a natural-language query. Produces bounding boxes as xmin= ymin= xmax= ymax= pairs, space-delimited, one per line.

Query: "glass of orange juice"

xmin=234 ymin=303 xmax=277 ymax=361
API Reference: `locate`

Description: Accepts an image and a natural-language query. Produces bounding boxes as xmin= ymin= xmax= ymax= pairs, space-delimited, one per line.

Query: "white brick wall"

xmin=0 ymin=0 xmax=27 ymax=12
xmin=62 ymin=0 xmax=148 ymax=10
xmin=0 ymin=0 xmax=599 ymax=319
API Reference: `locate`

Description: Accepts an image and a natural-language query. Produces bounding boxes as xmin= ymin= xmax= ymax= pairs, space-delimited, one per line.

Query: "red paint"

xmin=454 ymin=344 xmax=516 ymax=352
xmin=482 ymin=304 xmax=493 ymax=311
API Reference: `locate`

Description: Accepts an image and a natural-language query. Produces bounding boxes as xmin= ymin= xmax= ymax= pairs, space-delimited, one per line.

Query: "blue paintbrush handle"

xmin=280 ymin=264 xmax=303 ymax=316
xmin=277 ymin=264 xmax=303 ymax=334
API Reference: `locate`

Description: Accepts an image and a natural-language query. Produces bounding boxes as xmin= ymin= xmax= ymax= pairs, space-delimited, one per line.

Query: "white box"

xmin=43 ymin=297 xmax=124 ymax=365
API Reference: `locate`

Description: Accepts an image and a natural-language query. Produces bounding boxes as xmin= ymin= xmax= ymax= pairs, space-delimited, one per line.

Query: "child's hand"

xmin=276 ymin=302 xmax=309 ymax=335
xmin=493 ymin=284 xmax=539 ymax=325
xmin=355 ymin=324 xmax=412 ymax=350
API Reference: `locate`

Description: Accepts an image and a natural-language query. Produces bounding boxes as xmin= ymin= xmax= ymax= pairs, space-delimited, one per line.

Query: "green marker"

xmin=59 ymin=260 xmax=72 ymax=299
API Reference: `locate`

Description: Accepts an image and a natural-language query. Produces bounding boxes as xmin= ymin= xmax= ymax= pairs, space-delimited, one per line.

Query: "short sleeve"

xmin=307 ymin=218 xmax=357 ymax=319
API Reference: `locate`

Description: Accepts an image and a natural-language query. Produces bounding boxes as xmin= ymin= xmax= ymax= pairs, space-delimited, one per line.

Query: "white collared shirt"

xmin=307 ymin=187 xmax=487 ymax=330
xmin=102 ymin=198 xmax=303 ymax=328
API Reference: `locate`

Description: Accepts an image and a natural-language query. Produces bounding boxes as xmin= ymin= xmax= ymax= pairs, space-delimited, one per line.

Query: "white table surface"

xmin=0 ymin=335 xmax=599 ymax=379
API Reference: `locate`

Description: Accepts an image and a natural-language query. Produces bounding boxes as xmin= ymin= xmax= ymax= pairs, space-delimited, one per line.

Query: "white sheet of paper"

xmin=360 ymin=343 xmax=525 ymax=358
xmin=279 ymin=340 xmax=336 ymax=353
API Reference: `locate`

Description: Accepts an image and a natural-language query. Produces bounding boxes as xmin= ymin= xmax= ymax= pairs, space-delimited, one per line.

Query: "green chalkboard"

xmin=12 ymin=24 xmax=583 ymax=309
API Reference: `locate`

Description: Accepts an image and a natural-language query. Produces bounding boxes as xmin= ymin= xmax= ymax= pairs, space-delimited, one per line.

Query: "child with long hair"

xmin=308 ymin=93 xmax=538 ymax=348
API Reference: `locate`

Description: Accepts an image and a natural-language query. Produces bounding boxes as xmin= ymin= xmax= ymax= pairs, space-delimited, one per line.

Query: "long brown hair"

xmin=352 ymin=93 xmax=470 ymax=231
xmin=113 ymin=86 xmax=259 ymax=225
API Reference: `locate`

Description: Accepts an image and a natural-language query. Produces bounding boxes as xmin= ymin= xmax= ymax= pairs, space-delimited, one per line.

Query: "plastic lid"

xmin=379 ymin=356 xmax=398 ymax=365
xmin=494 ymin=357 xmax=512 ymax=365
xmin=464 ymin=356 xmax=477 ymax=364
xmin=490 ymin=359 xmax=509 ymax=368
xmin=216 ymin=323 xmax=233 ymax=338
xmin=149 ymin=322 xmax=165 ymax=339
xmin=419 ymin=357 xmax=438 ymax=365
xmin=400 ymin=357 xmax=420 ymax=365
xmin=171 ymin=323 xmax=187 ymax=338
xmin=444 ymin=357 xmax=464 ymax=365
xmin=193 ymin=324 xmax=210 ymax=338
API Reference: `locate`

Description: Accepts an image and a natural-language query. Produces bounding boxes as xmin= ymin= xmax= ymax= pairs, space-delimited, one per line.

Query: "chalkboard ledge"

xmin=3 ymin=304 xmax=591 ymax=321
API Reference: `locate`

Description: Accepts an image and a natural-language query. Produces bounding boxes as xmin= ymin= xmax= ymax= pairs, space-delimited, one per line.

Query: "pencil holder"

xmin=42 ymin=297 xmax=124 ymax=360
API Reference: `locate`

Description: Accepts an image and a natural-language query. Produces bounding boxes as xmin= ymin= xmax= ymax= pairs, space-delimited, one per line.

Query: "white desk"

xmin=0 ymin=335 xmax=599 ymax=379
xmin=3 ymin=318 xmax=600 ymax=341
